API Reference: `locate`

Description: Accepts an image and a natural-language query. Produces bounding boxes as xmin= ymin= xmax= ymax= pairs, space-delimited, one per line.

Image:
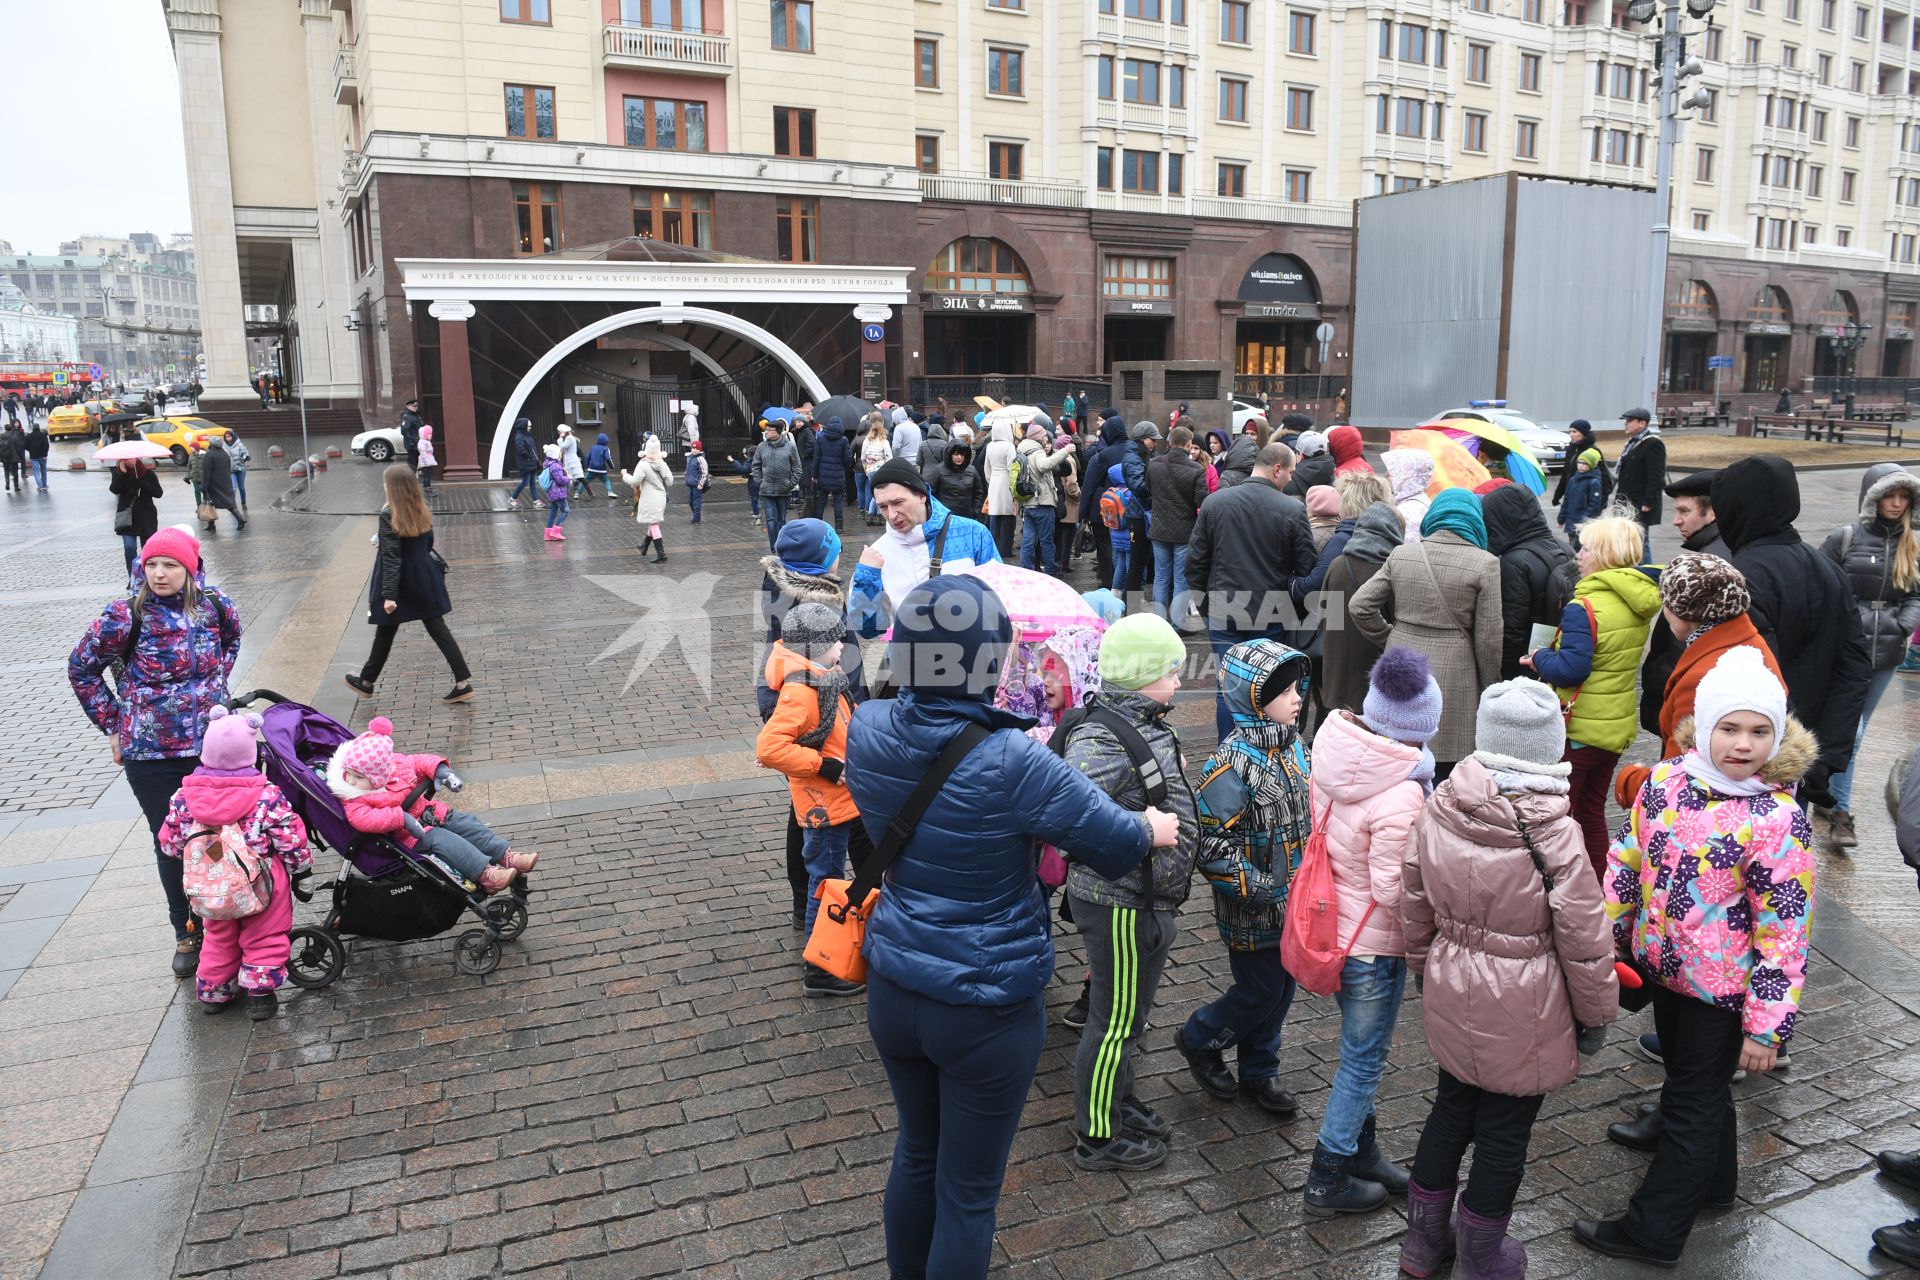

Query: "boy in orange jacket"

xmin=755 ymin=601 xmax=864 ymax=997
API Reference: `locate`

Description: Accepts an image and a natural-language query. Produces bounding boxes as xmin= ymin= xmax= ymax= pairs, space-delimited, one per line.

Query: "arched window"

xmin=925 ymin=238 xmax=1032 ymax=295
xmin=1815 ymin=289 xmax=1859 ymax=327
xmin=1746 ymin=286 xmax=1792 ymax=324
xmin=1667 ymin=279 xmax=1717 ymax=322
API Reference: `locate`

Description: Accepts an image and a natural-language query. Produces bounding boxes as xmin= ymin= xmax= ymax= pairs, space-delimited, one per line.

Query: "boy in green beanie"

xmin=1061 ymin=614 xmax=1200 ymax=1171
xmin=1559 ymin=448 xmax=1605 ymax=544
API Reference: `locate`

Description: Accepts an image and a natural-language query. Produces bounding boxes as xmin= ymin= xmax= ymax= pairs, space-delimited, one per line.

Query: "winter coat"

xmin=1080 ymin=419 xmax=1130 ymax=524
xmin=1527 ymin=565 xmax=1662 ymax=754
xmin=401 ymin=409 xmax=423 ymax=459
xmin=1185 ymin=481 xmax=1318 ymax=626
xmin=1890 ymin=742 xmax=1920 ymax=873
xmin=1551 ymin=425 xmax=1611 ymax=506
xmin=1283 ymin=449 xmax=1336 ymax=498
xmin=70 ymin=582 xmax=243 ymax=762
xmin=931 ymin=444 xmax=985 ymax=514
xmin=915 ymin=423 xmax=948 ymax=481
xmin=331 ymin=750 xmax=454 ymax=847
xmin=1405 ymin=755 xmax=1618 ymax=1097
xmin=1614 ymin=615 xmax=1784 ymax=808
xmin=1713 ymin=456 xmax=1872 ymax=785
xmin=684 ymin=452 xmax=708 ymax=489
xmin=587 ymin=436 xmax=612 ymax=472
xmin=623 ymin=458 xmax=674 ymax=524
xmin=1193 ymin=642 xmax=1313 ymax=949
xmin=0 ymin=430 xmax=20 ymax=464
xmin=1820 ymin=462 xmax=1920 ymax=669
xmin=1120 ymin=439 xmax=1153 ymax=512
xmin=848 ymin=496 xmax=1001 ymax=638
xmin=845 ymin=690 xmax=1153 ymax=1006
xmin=110 ymin=465 xmax=163 ymax=541
xmin=756 ymin=643 xmax=859 ymax=828
xmin=368 ymin=511 xmax=452 ymax=625
xmin=811 ymin=419 xmax=854 ymax=491
xmin=1349 ymin=532 xmax=1503 ymax=762
xmin=1482 ymin=483 xmax=1576 ymax=680
xmin=225 ymin=439 xmax=251 ymax=470
xmin=1218 ymin=433 xmax=1263 ymax=488
xmin=512 ymin=426 xmax=540 ymax=473
xmin=1062 ymin=690 xmax=1201 ymax=912
xmin=891 ymin=417 xmax=923 ymax=463
xmin=1606 ymin=718 xmax=1819 ymax=1048
xmin=1559 ymin=470 xmax=1603 ymax=531
xmin=417 ymin=433 xmax=437 ymax=470
xmin=158 ymin=768 xmax=311 ymax=875
xmin=558 ymin=433 xmax=585 ymax=480
xmin=1145 ymin=448 xmax=1209 ymax=543
xmin=1312 ymin=710 xmax=1424 ymax=960
xmin=1014 ymin=437 xmax=1072 ymax=509
xmin=1291 ymin=518 xmax=1356 ymax=606
xmin=1319 ymin=505 xmax=1402 ymax=714
xmin=1328 ymin=425 xmax=1371 ymax=476
xmin=200 ymin=443 xmax=237 ymax=512
xmin=751 ymin=435 xmax=802 ymax=498
xmin=541 ymin=457 xmax=569 ymax=500
xmin=24 ymin=426 xmax=49 ymax=460
xmin=1614 ymin=427 xmax=1667 ymax=524
xmin=984 ymin=425 xmax=1018 ymax=516
xmin=756 ymin=559 xmax=857 ymax=720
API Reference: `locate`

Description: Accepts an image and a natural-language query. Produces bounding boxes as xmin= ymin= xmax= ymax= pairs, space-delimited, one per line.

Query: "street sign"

xmin=51 ymin=372 xmax=67 ymax=386
xmin=1707 ymin=355 xmax=1734 ymax=369
xmin=88 ymin=363 xmax=103 ymax=380
xmin=1315 ymin=322 xmax=1336 ymax=344
xmin=861 ymin=323 xmax=886 ymax=344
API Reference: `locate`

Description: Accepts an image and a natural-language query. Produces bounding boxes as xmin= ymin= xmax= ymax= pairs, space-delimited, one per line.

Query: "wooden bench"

xmin=1824 ymin=418 xmax=1907 ymax=446
xmin=1671 ymin=402 xmax=1725 ymax=429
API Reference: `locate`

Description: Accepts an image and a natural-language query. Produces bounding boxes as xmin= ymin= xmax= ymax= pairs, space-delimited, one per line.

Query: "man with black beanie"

xmin=849 ymin=456 xmax=1001 ymax=637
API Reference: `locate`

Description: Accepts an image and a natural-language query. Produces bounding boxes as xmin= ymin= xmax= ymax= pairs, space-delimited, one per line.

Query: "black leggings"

xmin=360 ymin=613 xmax=470 ymax=683
xmin=989 ymin=514 xmax=1016 ymax=560
xmin=125 ymin=756 xmax=200 ymax=939
xmin=1410 ymin=1068 xmax=1545 ymax=1218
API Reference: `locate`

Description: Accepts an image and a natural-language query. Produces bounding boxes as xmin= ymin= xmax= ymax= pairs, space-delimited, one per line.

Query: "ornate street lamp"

xmin=1833 ymin=319 xmax=1872 ymax=418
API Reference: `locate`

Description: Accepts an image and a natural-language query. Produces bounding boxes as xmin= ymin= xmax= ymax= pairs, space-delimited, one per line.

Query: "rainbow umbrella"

xmin=1388 ymin=430 xmax=1491 ymax=496
xmin=1424 ymin=418 xmax=1547 ymax=495
xmin=954 ymin=560 xmax=1104 ymax=642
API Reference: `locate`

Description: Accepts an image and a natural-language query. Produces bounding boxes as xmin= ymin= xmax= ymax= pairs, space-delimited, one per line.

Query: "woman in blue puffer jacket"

xmin=846 ymin=574 xmax=1178 ymax=1280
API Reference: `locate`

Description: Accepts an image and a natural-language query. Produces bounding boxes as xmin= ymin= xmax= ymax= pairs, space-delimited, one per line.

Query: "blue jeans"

xmin=746 ymin=477 xmax=760 ymax=517
xmin=416 ymin=811 xmax=509 ymax=882
xmin=800 ymin=821 xmax=851 ymax=932
xmin=1317 ymin=955 xmax=1407 ymax=1158
xmin=813 ymin=487 xmax=845 ymax=528
xmin=867 ymin=971 xmax=1045 ymax=1280
xmin=1832 ymin=663 xmax=1898 ymax=810
xmin=511 ymin=468 xmax=539 ymax=501
xmin=1153 ymin=541 xmax=1190 ymax=617
xmin=1110 ymin=535 xmax=1131 ymax=593
xmin=231 ymin=467 xmax=246 ymax=505
xmin=546 ymin=497 xmax=570 ymax=528
xmin=1181 ymin=945 xmax=1298 ymax=1080
xmin=1020 ymin=505 xmax=1057 ymax=573
xmin=122 ymin=533 xmax=141 ymax=575
xmin=1207 ymin=624 xmax=1296 ymax=741
xmin=855 ymin=471 xmax=872 ymax=514
xmin=30 ymin=457 xmax=48 ymax=489
xmin=763 ymin=493 xmax=790 ymax=551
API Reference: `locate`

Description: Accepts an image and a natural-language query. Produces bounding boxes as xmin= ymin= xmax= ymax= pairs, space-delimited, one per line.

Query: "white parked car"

xmin=350 ymin=426 xmax=404 ymax=462
xmin=1427 ymin=403 xmax=1571 ymax=468
xmin=1231 ymin=399 xmax=1269 ymax=435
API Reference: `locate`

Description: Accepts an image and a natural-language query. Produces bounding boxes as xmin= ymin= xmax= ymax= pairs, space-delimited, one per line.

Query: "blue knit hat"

xmin=1363 ymin=647 xmax=1442 ymax=744
xmin=1421 ymin=488 xmax=1489 ymax=549
xmin=775 ymin=519 xmax=841 ymax=576
xmin=888 ymin=575 xmax=1012 ymax=701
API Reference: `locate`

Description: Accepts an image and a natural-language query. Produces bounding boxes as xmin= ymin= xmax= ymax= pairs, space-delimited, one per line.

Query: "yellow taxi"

xmin=137 ymin=416 xmax=231 ymax=465
xmin=46 ymin=402 xmax=102 ymax=440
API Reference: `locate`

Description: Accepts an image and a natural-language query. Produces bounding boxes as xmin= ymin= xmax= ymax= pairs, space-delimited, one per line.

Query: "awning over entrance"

xmin=1237 ymin=253 xmax=1320 ymax=321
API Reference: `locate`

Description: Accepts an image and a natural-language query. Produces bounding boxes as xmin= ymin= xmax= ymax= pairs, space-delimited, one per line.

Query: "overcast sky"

xmin=0 ymin=1 xmax=193 ymax=255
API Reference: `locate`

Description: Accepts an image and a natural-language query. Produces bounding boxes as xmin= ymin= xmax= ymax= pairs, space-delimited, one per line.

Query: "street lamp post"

xmin=1834 ymin=320 xmax=1872 ymax=419
xmin=99 ymin=285 xmax=117 ymax=394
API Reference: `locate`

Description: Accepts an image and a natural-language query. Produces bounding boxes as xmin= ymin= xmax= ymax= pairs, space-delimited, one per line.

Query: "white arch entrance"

xmin=486 ymin=306 xmax=830 ymax=477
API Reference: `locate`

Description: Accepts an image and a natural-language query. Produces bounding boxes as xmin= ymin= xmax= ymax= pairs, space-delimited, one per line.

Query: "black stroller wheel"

xmin=483 ymin=897 xmax=528 ymax=941
xmin=286 ymin=926 xmax=346 ymax=989
xmin=453 ymin=929 xmax=501 ymax=976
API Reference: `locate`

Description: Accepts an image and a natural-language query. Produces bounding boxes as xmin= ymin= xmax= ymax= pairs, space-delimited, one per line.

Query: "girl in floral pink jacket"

xmin=1578 ymin=646 xmax=1816 ymax=1269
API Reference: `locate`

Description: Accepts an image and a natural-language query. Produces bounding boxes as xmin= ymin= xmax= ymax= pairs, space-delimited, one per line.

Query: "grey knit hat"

xmin=782 ymin=602 xmax=846 ymax=655
xmin=1474 ymin=679 xmax=1565 ymax=768
xmin=1130 ymin=420 xmax=1161 ymax=442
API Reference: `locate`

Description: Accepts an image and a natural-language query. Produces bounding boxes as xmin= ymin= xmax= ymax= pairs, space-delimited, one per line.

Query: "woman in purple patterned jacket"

xmin=69 ymin=526 xmax=244 ymax=978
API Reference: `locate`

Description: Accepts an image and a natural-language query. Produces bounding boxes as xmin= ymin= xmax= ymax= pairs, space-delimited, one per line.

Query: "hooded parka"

xmin=1820 ymin=462 xmax=1920 ymax=669
xmin=1482 ymin=484 xmax=1576 ymax=680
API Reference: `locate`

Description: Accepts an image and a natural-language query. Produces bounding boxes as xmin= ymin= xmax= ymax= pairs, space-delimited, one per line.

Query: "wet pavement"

xmin=0 ymin=437 xmax=1918 ymax=1278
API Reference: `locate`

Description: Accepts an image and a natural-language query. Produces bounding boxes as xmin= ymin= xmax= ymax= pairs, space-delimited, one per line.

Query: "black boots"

xmin=1175 ymin=1032 xmax=1238 ymax=1101
xmin=1607 ymin=1101 xmax=1663 ymax=1152
xmin=640 ymin=534 xmax=654 ymax=557
xmin=1240 ymin=1078 xmax=1299 ymax=1116
xmin=246 ymin=991 xmax=277 ymax=1021
xmin=1348 ymin=1114 xmax=1410 ymax=1192
xmin=1303 ymin=1143 xmax=1389 ymax=1217
xmin=652 ymin=538 xmax=667 ymax=563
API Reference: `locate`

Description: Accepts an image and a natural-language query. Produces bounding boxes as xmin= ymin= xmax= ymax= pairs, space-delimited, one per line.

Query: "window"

xmin=1098 ymin=55 xmax=1114 ymax=98
xmin=1692 ymin=211 xmax=1711 ymax=231
xmin=1903 ymin=177 xmax=1920 ymax=207
xmin=1850 ymin=60 xmax=1865 ymax=90
xmin=1395 ymin=97 xmax=1426 ymax=137
xmin=1168 ymin=65 xmax=1186 ymax=107
xmin=1290 ymin=11 xmax=1316 ymax=52
xmin=987 ymin=0 xmax=1023 ymax=6
xmin=1097 ymin=147 xmax=1114 ymax=190
xmin=1515 ymin=118 xmax=1539 ymax=159
xmin=624 ymin=96 xmax=709 ymax=151
xmin=1222 ymin=0 xmax=1250 ymax=42
xmin=500 ymin=0 xmax=550 ymax=23
xmin=1219 ymin=76 xmax=1248 ymax=121
xmin=1121 ymin=148 xmax=1160 ymax=192
xmin=916 ymin=135 xmax=939 ymax=172
xmin=988 ymin=47 xmax=1023 ymax=96
xmin=1818 ymin=52 xmax=1833 ymax=82
xmin=1519 ymin=51 xmax=1542 ymax=91
xmin=1895 ymin=233 xmax=1918 ymax=264
xmin=512 ymin=182 xmax=561 ymax=255
xmin=1745 ymin=34 xmax=1762 ymax=60
xmin=1394 ymin=175 xmax=1422 ymax=192
xmin=1286 ymin=86 xmax=1314 ymax=130
xmin=1696 ymin=146 xmax=1715 ymax=181
xmin=1856 ymin=4 xmax=1871 ymax=36
xmin=1399 ymin=22 xmax=1429 ymax=62
xmin=1841 ymin=169 xmax=1857 ymax=201
xmin=1284 ymin=169 xmax=1313 ymax=202
xmin=1838 ymin=227 xmax=1852 ymax=246
xmin=1602 ymin=128 xmax=1632 ymax=164
xmin=1167 ymin=152 xmax=1183 ymax=195
xmin=1123 ymin=58 xmax=1161 ymax=103
xmin=1763 ymin=217 xmax=1792 ymax=249
xmin=1813 ymin=108 xmax=1828 ymax=140
xmin=1845 ymin=114 xmax=1861 ymax=147
xmin=1217 ymin=162 xmax=1246 ymax=196
xmin=916 ymin=38 xmax=939 ymax=87
xmin=1781 ymin=43 xmax=1798 ymax=66
xmin=989 ymin=141 xmax=1023 ymax=179
xmin=1102 ymin=255 xmax=1173 ymax=298
xmin=775 ymin=197 xmax=818 ymax=263
xmin=771 ymin=0 xmax=813 ymax=50
xmin=1123 ymin=0 xmax=1162 ymax=15
xmin=1469 ymin=0 xmax=1491 ymax=10
xmin=1699 ymin=87 xmax=1718 ymax=122
xmin=1523 ymin=0 xmax=1543 ymax=20
xmin=773 ymin=106 xmax=816 ymax=156
xmin=1464 ymin=110 xmax=1488 ymax=152
xmin=1786 ymin=0 xmax=1800 ymax=17
xmin=631 ymin=189 xmax=713 ymax=247
xmin=1467 ymin=42 xmax=1490 ymax=82
xmin=503 ymin=85 xmax=556 ymax=140
xmin=1704 ymin=27 xmax=1723 ymax=58
xmin=1822 ymin=0 xmax=1837 ymax=27
xmin=1808 ymin=164 xmax=1824 ymax=196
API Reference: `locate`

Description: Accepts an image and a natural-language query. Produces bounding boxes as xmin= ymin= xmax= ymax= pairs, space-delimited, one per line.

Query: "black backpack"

xmin=1049 ymin=704 xmax=1169 ymax=807
xmin=1519 ymin=544 xmax=1580 ymax=625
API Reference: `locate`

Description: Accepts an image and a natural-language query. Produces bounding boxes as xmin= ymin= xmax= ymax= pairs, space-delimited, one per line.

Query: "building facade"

xmin=0 ymin=280 xmax=80 ymax=366
xmin=2 ymin=241 xmax=201 ymax=387
xmin=166 ymin=0 xmax=1920 ymax=430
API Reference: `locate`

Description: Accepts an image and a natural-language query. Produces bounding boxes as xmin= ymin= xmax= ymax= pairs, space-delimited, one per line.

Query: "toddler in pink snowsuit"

xmin=159 ymin=706 xmax=309 ymax=1020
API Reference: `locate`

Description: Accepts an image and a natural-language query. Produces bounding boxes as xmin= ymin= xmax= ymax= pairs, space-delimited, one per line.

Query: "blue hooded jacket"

xmin=586 ymin=434 xmax=612 ymax=472
xmin=1079 ymin=415 xmax=1131 ymax=524
xmin=811 ymin=416 xmax=853 ymax=490
xmin=848 ymin=495 xmax=1002 ymax=638
xmin=846 ymin=576 xmax=1151 ymax=1005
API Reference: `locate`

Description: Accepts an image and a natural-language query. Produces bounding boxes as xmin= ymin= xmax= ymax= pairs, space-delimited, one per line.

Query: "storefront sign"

xmin=1239 ymin=253 xmax=1319 ymax=300
xmin=573 ymin=385 xmax=599 ymax=395
xmin=1888 ymin=328 xmax=1915 ymax=340
xmin=1746 ymin=322 xmax=1791 ymax=336
xmin=1243 ymin=301 xmax=1319 ymax=319
xmin=928 ymin=294 xmax=1032 ymax=313
xmin=1665 ymin=316 xmax=1718 ymax=333
xmin=1104 ymin=298 xmax=1175 ymax=316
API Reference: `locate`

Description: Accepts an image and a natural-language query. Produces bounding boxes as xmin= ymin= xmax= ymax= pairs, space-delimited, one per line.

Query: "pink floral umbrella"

xmin=954 ymin=560 xmax=1103 ymax=642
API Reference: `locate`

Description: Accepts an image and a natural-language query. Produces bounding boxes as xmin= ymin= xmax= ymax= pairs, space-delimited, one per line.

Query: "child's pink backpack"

xmin=182 ymin=822 xmax=272 ymax=920
xmin=1280 ymin=783 xmax=1375 ymax=997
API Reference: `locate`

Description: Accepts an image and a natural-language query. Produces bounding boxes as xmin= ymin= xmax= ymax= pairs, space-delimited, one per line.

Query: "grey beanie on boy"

xmin=1475 ymin=678 xmax=1565 ymax=768
xmin=782 ymin=602 xmax=846 ymax=654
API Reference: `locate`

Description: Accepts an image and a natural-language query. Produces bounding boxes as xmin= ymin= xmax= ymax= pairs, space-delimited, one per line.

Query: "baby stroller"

xmin=228 ymin=689 xmax=531 ymax=984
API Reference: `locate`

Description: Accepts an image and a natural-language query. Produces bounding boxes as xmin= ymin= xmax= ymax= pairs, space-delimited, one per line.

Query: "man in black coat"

xmin=1636 ymin=469 xmax=1735 ymax=733
xmin=1282 ymin=430 xmax=1336 ymax=497
xmin=198 ymin=440 xmax=246 ymax=532
xmin=400 ymin=398 xmax=424 ymax=472
xmin=1613 ymin=407 xmax=1666 ymax=560
xmin=1146 ymin=425 xmax=1211 ymax=617
xmin=809 ymin=415 xmax=854 ymax=529
xmin=1480 ymin=483 xmax=1575 ymax=679
xmin=1186 ymin=441 xmax=1318 ymax=741
xmin=1711 ymin=456 xmax=1870 ymax=806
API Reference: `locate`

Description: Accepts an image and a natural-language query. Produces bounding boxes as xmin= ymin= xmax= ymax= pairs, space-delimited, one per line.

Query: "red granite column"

xmin=429 ymin=300 xmax=482 ymax=480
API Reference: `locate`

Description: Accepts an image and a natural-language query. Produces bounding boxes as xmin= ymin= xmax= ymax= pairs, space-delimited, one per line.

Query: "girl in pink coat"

xmin=1302 ymin=647 xmax=1442 ymax=1218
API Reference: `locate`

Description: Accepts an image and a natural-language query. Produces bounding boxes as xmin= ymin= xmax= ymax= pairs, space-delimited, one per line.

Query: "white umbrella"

xmin=980 ymin=404 xmax=1043 ymax=435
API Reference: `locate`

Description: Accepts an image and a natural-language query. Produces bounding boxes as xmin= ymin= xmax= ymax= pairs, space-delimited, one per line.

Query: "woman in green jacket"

xmin=1521 ymin=515 xmax=1662 ymax=879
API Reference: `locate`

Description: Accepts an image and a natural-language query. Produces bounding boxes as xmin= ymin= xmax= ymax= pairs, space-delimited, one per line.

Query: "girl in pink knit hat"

xmin=327 ymin=717 xmax=536 ymax=893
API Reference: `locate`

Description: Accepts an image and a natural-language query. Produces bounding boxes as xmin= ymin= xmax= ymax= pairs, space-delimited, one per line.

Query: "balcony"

xmin=920 ymin=174 xmax=1088 ymax=208
xmin=332 ymin=43 xmax=357 ymax=106
xmin=1093 ymin=101 xmax=1191 ymax=133
xmin=602 ymin=23 xmax=732 ymax=76
xmin=1093 ymin=12 xmax=1191 ymax=50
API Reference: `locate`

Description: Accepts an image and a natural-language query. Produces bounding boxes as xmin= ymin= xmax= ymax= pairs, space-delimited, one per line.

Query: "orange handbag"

xmin=804 ymin=723 xmax=991 ymax=982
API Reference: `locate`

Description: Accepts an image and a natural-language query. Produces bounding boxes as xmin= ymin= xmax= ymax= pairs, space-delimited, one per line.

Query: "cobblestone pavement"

xmin=4 ymin=442 xmax=1920 ymax=1278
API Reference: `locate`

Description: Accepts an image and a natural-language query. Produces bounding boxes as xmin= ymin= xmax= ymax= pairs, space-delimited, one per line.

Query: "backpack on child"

xmin=1280 ymin=782 xmax=1370 ymax=996
xmin=534 ymin=467 xmax=554 ymax=497
xmin=182 ymin=821 xmax=273 ymax=920
xmin=1099 ymin=484 xmax=1133 ymax=531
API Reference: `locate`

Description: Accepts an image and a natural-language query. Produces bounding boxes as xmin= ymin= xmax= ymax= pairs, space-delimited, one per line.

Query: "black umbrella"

xmin=813 ymin=395 xmax=877 ymax=431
